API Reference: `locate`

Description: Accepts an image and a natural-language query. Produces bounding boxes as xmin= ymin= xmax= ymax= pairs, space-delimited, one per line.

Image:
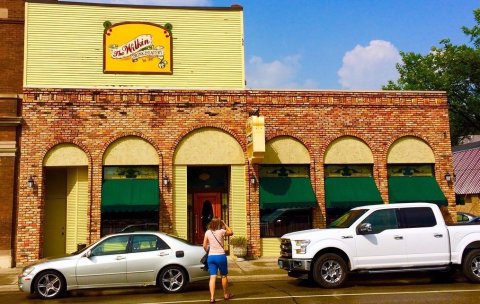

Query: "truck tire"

xmin=463 ymin=249 xmax=480 ymax=283
xmin=312 ymin=253 xmax=348 ymax=288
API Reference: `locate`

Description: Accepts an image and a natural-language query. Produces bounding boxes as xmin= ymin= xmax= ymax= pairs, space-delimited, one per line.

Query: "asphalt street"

xmin=2 ymin=271 xmax=480 ymax=304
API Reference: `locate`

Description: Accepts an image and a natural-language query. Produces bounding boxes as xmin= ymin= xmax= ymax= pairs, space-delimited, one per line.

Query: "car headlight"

xmin=22 ymin=266 xmax=35 ymax=276
xmin=294 ymin=240 xmax=310 ymax=254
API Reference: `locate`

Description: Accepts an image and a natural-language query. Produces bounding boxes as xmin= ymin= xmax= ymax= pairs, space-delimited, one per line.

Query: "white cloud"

xmin=64 ymin=0 xmax=212 ymax=6
xmin=337 ymin=40 xmax=401 ymax=90
xmin=246 ymin=55 xmax=318 ymax=89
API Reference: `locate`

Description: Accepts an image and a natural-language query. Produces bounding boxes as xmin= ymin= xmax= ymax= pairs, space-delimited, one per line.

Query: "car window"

xmin=399 ymin=207 xmax=437 ymax=228
xmin=132 ymin=235 xmax=163 ymax=253
xmin=91 ymin=235 xmax=130 ymax=256
xmin=360 ymin=209 xmax=398 ymax=234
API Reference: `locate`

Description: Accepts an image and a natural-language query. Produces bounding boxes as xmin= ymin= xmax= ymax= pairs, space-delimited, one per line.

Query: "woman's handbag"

xmin=200 ymin=250 xmax=209 ymax=271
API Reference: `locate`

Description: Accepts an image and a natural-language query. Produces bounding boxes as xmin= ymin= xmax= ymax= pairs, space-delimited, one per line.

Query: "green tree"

xmin=384 ymin=9 xmax=480 ymax=145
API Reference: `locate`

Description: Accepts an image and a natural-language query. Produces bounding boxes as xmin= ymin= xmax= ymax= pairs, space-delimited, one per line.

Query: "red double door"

xmin=193 ymin=193 xmax=221 ymax=244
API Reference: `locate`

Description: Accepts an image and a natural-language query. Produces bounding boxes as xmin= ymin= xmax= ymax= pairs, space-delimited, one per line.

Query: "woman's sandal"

xmin=224 ymin=293 xmax=233 ymax=300
xmin=209 ymin=299 xmax=215 ymax=303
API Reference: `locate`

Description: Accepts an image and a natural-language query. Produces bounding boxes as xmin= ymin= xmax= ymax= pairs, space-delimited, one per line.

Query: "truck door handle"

xmin=116 ymin=256 xmax=126 ymax=260
xmin=159 ymin=252 xmax=169 ymax=256
xmin=394 ymin=235 xmax=403 ymax=240
xmin=434 ymin=233 xmax=443 ymax=238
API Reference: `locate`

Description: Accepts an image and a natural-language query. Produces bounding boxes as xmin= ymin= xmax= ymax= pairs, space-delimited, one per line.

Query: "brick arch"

xmin=41 ymin=140 xmax=93 ymax=167
xmin=265 ymin=132 xmax=314 ymax=159
xmin=171 ymin=124 xmax=247 ymax=162
xmin=385 ymin=134 xmax=436 ymax=164
xmin=320 ymin=132 xmax=374 ymax=160
xmin=99 ymin=131 xmax=163 ymax=161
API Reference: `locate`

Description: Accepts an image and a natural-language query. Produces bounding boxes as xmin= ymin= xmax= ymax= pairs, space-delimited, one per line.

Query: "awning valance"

xmin=101 ymin=179 xmax=159 ymax=212
xmin=388 ymin=176 xmax=447 ymax=206
xmin=259 ymin=177 xmax=317 ymax=209
xmin=325 ymin=177 xmax=383 ymax=209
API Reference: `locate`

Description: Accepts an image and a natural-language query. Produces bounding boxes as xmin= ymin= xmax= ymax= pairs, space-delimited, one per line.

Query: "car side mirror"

xmin=358 ymin=223 xmax=373 ymax=235
xmin=84 ymin=250 xmax=92 ymax=258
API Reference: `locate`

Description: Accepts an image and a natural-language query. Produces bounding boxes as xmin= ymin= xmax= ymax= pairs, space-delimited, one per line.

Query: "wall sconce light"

xmin=249 ymin=174 xmax=256 ymax=185
xmin=444 ymin=173 xmax=452 ymax=182
xmin=163 ymin=175 xmax=170 ymax=186
xmin=27 ymin=176 xmax=35 ymax=188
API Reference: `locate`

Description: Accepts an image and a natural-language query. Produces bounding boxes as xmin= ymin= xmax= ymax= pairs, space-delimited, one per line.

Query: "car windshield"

xmin=328 ymin=209 xmax=368 ymax=228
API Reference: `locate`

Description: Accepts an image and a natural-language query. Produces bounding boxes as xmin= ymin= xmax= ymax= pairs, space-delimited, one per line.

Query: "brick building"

xmin=0 ymin=0 xmax=23 ymax=267
xmin=13 ymin=1 xmax=455 ymax=266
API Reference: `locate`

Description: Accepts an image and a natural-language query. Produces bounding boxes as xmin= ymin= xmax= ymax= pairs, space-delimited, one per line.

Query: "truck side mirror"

xmin=358 ymin=223 xmax=373 ymax=235
xmin=84 ymin=250 xmax=92 ymax=258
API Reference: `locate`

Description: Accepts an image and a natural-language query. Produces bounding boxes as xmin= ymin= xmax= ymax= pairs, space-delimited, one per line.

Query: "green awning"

xmin=325 ymin=177 xmax=383 ymax=209
xmin=388 ymin=176 xmax=447 ymax=206
xmin=101 ymin=179 xmax=160 ymax=212
xmin=259 ymin=177 xmax=317 ymax=209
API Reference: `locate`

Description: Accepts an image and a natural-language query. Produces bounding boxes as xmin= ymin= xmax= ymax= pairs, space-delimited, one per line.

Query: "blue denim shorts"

xmin=207 ymin=254 xmax=228 ymax=276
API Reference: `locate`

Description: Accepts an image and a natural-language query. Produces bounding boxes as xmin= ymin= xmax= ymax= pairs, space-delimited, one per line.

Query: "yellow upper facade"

xmin=24 ymin=1 xmax=245 ymax=89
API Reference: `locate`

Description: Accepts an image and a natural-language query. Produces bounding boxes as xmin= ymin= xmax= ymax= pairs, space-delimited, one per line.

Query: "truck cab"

xmin=278 ymin=202 xmax=480 ymax=288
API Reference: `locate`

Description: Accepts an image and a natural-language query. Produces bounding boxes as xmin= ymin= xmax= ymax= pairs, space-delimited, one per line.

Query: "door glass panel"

xmin=92 ymin=235 xmax=130 ymax=256
xmin=201 ymin=200 xmax=213 ymax=232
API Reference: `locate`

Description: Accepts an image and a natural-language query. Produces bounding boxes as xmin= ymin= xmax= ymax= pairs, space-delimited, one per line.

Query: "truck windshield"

xmin=328 ymin=209 xmax=368 ymax=228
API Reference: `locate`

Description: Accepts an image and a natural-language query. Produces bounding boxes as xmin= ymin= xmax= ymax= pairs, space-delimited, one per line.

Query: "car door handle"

xmin=434 ymin=233 xmax=443 ymax=238
xmin=159 ymin=252 xmax=169 ymax=256
xmin=116 ymin=256 xmax=126 ymax=260
xmin=394 ymin=235 xmax=403 ymax=240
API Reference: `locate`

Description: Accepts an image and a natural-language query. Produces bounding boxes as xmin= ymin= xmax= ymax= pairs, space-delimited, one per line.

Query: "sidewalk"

xmin=0 ymin=267 xmax=20 ymax=292
xmin=0 ymin=257 xmax=286 ymax=292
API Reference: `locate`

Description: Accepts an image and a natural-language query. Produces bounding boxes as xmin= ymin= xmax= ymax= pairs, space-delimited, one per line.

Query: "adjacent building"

xmin=10 ymin=0 xmax=456 ymax=266
xmin=0 ymin=0 xmax=23 ymax=268
xmin=453 ymin=141 xmax=480 ymax=215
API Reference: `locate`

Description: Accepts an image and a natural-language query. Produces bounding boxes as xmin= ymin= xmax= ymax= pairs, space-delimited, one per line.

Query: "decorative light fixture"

xmin=163 ymin=175 xmax=169 ymax=186
xmin=444 ymin=173 xmax=452 ymax=182
xmin=249 ymin=174 xmax=256 ymax=185
xmin=27 ymin=176 xmax=35 ymax=188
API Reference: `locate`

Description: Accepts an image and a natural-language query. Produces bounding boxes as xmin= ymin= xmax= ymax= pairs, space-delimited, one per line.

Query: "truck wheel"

xmin=312 ymin=253 xmax=348 ymax=288
xmin=463 ymin=249 xmax=480 ymax=283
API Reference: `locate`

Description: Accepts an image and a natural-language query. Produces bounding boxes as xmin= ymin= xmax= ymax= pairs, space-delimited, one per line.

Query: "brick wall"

xmin=15 ymin=88 xmax=454 ymax=265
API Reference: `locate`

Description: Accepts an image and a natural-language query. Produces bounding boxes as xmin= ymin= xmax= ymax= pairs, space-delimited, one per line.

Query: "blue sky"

xmin=65 ymin=0 xmax=479 ymax=90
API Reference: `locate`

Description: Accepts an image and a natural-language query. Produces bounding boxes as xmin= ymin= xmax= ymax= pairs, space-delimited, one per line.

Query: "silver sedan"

xmin=18 ymin=232 xmax=209 ymax=299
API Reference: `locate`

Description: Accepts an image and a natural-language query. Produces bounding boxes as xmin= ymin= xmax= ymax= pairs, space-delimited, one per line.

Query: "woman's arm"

xmin=222 ymin=220 xmax=233 ymax=236
xmin=203 ymin=231 xmax=209 ymax=252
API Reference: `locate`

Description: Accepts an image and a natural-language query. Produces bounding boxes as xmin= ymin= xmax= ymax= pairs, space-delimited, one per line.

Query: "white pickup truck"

xmin=278 ymin=202 xmax=480 ymax=288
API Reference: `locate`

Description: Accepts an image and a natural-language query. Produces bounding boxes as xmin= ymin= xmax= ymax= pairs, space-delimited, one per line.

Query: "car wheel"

xmin=312 ymin=253 xmax=348 ymax=288
xmin=158 ymin=265 xmax=187 ymax=293
xmin=33 ymin=270 xmax=66 ymax=299
xmin=463 ymin=249 xmax=480 ymax=283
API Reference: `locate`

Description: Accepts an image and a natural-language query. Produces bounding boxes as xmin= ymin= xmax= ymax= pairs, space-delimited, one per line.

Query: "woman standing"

xmin=203 ymin=217 xmax=234 ymax=303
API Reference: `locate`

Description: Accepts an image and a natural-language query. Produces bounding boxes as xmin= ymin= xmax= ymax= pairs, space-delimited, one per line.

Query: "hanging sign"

xmin=246 ymin=115 xmax=265 ymax=163
xmin=103 ymin=21 xmax=173 ymax=74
